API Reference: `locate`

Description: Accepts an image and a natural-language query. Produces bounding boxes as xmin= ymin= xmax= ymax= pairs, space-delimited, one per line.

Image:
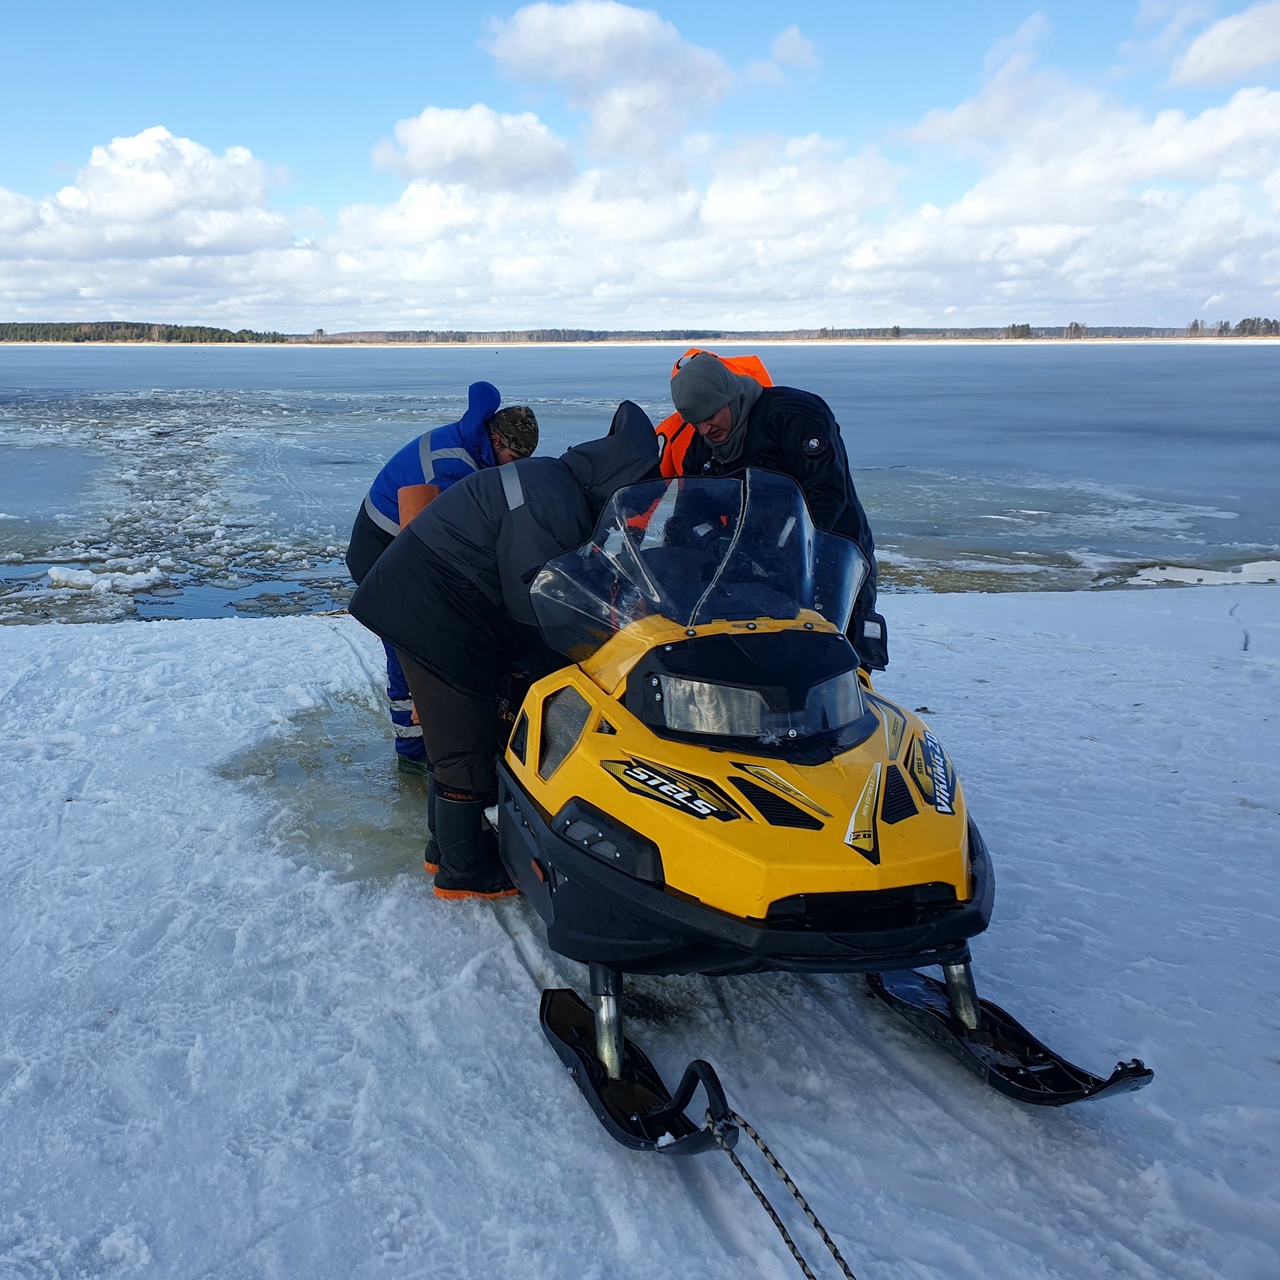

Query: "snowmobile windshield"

xmin=530 ymin=470 xmax=868 ymax=661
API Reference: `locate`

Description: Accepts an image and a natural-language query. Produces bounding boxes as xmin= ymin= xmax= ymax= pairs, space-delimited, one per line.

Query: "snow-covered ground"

xmin=1 ymin=588 xmax=1277 ymax=1280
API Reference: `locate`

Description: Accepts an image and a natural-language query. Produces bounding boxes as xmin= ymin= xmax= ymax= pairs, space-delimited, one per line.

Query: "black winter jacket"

xmin=408 ymin=400 xmax=658 ymax=627
xmin=348 ymin=402 xmax=659 ymax=693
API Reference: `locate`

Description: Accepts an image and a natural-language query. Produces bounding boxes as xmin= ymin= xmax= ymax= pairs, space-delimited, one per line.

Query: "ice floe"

xmin=47 ymin=565 xmax=167 ymax=592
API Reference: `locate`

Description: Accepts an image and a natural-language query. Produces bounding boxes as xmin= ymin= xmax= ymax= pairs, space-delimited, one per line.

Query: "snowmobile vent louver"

xmin=730 ymin=777 xmax=824 ymax=829
xmin=540 ymin=687 xmax=591 ymax=779
xmin=564 ymin=819 xmax=619 ymax=860
xmin=880 ymin=765 xmax=919 ymax=824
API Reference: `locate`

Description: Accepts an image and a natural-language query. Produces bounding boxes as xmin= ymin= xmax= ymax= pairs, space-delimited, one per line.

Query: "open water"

xmin=0 ymin=342 xmax=1277 ymax=624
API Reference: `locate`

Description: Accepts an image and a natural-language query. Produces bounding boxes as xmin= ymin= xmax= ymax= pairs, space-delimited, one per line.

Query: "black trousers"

xmin=394 ymin=648 xmax=499 ymax=799
xmin=346 ymin=502 xmax=395 ymax=586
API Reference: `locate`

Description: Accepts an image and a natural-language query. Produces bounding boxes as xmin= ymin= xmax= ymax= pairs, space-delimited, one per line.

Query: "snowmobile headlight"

xmin=656 ymin=676 xmax=770 ymax=736
xmin=656 ymin=671 xmax=865 ymax=742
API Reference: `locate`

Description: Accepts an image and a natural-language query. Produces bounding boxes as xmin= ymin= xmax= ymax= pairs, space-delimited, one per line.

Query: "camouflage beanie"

xmin=487 ymin=405 xmax=539 ymax=458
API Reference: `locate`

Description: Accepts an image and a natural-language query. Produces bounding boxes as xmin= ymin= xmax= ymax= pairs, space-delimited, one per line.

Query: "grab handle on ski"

xmin=540 ymin=986 xmax=736 ymax=1154
xmin=646 ymin=1059 xmax=738 ymax=1151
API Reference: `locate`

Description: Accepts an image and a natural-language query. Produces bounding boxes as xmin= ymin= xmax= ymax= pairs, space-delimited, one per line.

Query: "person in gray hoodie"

xmin=349 ymin=401 xmax=660 ymax=899
xmin=670 ymin=352 xmax=886 ymax=669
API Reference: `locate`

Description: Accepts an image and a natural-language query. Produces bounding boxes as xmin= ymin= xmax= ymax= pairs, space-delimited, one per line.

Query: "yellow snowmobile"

xmin=496 ymin=471 xmax=1151 ymax=1155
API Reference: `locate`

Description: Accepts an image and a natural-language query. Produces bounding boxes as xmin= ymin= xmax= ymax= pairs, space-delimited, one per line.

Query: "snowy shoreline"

xmin=5 ymin=337 xmax=1280 ymax=349
xmin=1 ymin=587 xmax=1277 ymax=1278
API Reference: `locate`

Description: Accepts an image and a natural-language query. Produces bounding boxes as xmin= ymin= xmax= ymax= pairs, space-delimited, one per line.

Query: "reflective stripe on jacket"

xmin=364 ymin=381 xmax=502 ymax=533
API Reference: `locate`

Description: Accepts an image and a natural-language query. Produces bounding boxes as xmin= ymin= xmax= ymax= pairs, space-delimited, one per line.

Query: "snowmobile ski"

xmin=541 ymin=983 xmax=862 ymax=1277
xmin=867 ymin=968 xmax=1154 ymax=1105
xmin=540 ymin=987 xmax=738 ymax=1155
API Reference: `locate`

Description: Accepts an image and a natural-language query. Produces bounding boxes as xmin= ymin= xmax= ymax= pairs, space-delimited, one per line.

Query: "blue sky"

xmin=2 ymin=1 xmax=1279 ymax=328
xmin=0 ymin=2 xmax=1189 ymax=209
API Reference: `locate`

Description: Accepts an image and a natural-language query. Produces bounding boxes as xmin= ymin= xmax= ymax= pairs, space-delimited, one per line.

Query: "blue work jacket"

xmin=362 ymin=381 xmax=502 ymax=535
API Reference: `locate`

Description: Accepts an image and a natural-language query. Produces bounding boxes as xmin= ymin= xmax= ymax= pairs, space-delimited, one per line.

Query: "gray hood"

xmin=670 ymin=352 xmax=763 ymax=465
xmin=560 ymin=400 xmax=659 ymax=514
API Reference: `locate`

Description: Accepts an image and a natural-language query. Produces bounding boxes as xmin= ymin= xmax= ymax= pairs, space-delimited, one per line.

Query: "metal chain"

xmin=709 ymin=1110 xmax=858 ymax=1280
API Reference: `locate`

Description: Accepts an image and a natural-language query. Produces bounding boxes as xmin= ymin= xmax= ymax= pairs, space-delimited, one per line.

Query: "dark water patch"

xmin=620 ymin=980 xmax=703 ymax=1028
xmin=217 ymin=696 xmax=427 ymax=884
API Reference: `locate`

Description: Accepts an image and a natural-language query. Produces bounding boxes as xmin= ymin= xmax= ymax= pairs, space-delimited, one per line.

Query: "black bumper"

xmin=496 ymin=762 xmax=995 ymax=977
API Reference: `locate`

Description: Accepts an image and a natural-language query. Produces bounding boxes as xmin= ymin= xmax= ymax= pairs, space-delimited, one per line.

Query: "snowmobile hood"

xmin=502 ymin=642 xmax=974 ymax=921
xmin=560 ymin=401 xmax=660 ymax=516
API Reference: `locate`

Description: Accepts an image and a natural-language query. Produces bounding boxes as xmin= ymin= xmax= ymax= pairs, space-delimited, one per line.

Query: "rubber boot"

xmin=433 ymin=796 xmax=517 ymax=901
xmin=424 ymin=762 xmax=440 ymax=875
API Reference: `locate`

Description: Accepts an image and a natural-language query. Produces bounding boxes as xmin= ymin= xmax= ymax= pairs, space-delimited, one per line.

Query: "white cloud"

xmin=702 ymin=137 xmax=891 ymax=237
xmin=0 ymin=127 xmax=291 ymax=262
xmin=861 ymin=45 xmax=1280 ymax=319
xmin=912 ymin=47 xmax=1052 ymax=146
xmin=772 ymin=25 xmax=819 ymax=69
xmin=485 ymin=0 xmax=730 ymax=154
xmin=749 ymin=24 xmax=820 ymax=84
xmin=0 ymin=127 xmax=302 ymax=322
xmin=1172 ymin=1 xmax=1280 ymax=84
xmin=3 ymin=7 xmax=1280 ymax=328
xmin=1122 ymin=1 xmax=1217 ymax=63
xmin=918 ymin=60 xmax=1280 ymax=193
xmin=321 ymin=130 xmax=893 ymax=323
xmin=0 ymin=189 xmax=40 ymax=238
xmin=982 ymin=10 xmax=1052 ymax=76
xmin=373 ymin=104 xmax=574 ymax=188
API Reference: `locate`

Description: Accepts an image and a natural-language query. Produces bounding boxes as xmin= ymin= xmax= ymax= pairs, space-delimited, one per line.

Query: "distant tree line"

xmin=1003 ymin=322 xmax=1085 ymax=338
xmin=9 ymin=320 xmax=1275 ymax=345
xmin=0 ymin=322 xmax=286 ymax=343
xmin=1185 ymin=318 xmax=1279 ymax=336
xmin=296 ymin=328 xmax=795 ymax=344
xmin=1232 ymin=317 xmax=1280 ymax=336
xmin=295 ymin=324 xmax=1171 ymax=343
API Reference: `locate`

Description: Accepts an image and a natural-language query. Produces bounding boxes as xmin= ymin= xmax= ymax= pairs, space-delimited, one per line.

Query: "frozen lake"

xmin=1 ymin=342 xmax=1278 ymax=623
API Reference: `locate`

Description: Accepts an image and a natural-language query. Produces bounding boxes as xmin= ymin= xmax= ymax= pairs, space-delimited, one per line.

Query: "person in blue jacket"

xmin=346 ymin=381 xmax=539 ymax=775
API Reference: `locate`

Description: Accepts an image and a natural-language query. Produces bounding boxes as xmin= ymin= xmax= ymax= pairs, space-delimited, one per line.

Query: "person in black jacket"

xmin=349 ymin=401 xmax=659 ymax=900
xmin=670 ymin=352 xmax=887 ymax=669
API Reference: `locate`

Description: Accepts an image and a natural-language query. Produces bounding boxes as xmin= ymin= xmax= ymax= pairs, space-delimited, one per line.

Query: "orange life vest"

xmin=397 ymin=483 xmax=442 ymax=527
xmin=655 ymin=349 xmax=774 ymax=478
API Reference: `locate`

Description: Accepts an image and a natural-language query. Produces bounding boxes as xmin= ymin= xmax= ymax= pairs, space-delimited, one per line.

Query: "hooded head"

xmin=670 ymin=352 xmax=763 ymax=465
xmin=462 ymin=381 xmax=502 ymax=432
xmin=560 ymin=401 xmax=660 ymax=515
